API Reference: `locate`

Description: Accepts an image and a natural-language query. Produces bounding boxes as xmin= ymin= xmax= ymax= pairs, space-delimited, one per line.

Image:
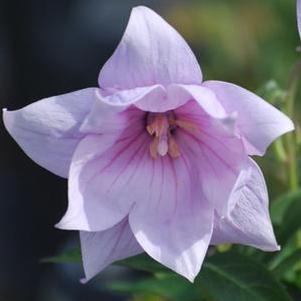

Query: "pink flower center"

xmin=146 ymin=112 xmax=198 ymax=159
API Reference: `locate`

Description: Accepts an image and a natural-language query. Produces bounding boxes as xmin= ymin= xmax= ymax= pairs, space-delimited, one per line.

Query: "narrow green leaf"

xmin=108 ymin=275 xmax=200 ymax=301
xmin=41 ymin=247 xmax=81 ymax=264
xmin=116 ymin=253 xmax=170 ymax=274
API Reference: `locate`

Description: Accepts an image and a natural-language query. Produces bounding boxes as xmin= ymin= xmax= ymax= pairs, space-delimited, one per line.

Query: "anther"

xmin=175 ymin=119 xmax=199 ymax=133
xmin=146 ymin=112 xmax=188 ymax=159
xmin=168 ymin=136 xmax=181 ymax=158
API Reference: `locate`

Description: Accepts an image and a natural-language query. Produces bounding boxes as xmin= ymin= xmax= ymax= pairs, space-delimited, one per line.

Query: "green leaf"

xmin=41 ymin=247 xmax=81 ymax=264
xmin=273 ymin=249 xmax=301 ymax=280
xmin=270 ymin=190 xmax=301 ymax=226
xmin=269 ymin=230 xmax=301 ymax=288
xmin=269 ymin=231 xmax=301 ymax=271
xmin=116 ymin=253 xmax=170 ymax=274
xmin=108 ymin=275 xmax=200 ymax=301
xmin=276 ymin=191 xmax=301 ymax=243
xmin=117 ymin=252 xmax=292 ymax=301
xmin=197 ymin=251 xmax=292 ymax=301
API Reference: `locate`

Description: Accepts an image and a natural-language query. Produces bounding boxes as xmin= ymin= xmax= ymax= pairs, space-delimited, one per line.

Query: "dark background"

xmin=0 ymin=0 xmax=299 ymax=300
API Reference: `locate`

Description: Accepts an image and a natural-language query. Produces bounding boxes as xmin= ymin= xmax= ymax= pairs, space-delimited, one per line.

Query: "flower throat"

xmin=146 ymin=112 xmax=197 ymax=159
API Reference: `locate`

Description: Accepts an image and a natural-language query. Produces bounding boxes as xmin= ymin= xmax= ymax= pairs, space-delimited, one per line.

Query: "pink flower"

xmin=3 ymin=6 xmax=294 ymax=282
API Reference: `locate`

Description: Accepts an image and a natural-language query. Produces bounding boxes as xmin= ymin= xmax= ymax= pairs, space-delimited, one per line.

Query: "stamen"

xmin=147 ymin=113 xmax=169 ymax=158
xmin=175 ymin=119 xmax=199 ymax=134
xmin=146 ymin=112 xmax=198 ymax=159
xmin=150 ymin=137 xmax=159 ymax=159
xmin=168 ymin=136 xmax=181 ymax=158
xmin=146 ymin=114 xmax=168 ymax=137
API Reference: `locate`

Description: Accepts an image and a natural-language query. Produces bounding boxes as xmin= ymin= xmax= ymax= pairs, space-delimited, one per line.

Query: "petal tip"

xmin=99 ymin=4 xmax=202 ymax=89
xmin=132 ymin=5 xmax=150 ymax=11
xmin=288 ymin=119 xmax=295 ymax=132
xmin=54 ymin=221 xmax=64 ymax=230
xmin=80 ymin=277 xmax=88 ymax=284
xmin=203 ymin=80 xmax=295 ymax=155
xmin=131 ymin=6 xmax=160 ymax=17
xmin=186 ymin=274 xmax=197 ymax=283
xmin=2 ymin=108 xmax=18 ymax=140
xmin=261 ymin=244 xmax=280 ymax=252
xmin=54 ymin=216 xmax=78 ymax=231
xmin=54 ymin=220 xmax=77 ymax=231
xmin=2 ymin=108 xmax=12 ymax=128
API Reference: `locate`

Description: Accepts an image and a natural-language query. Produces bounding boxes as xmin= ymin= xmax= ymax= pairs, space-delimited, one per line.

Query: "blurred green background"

xmin=0 ymin=0 xmax=300 ymax=300
xmin=167 ymin=0 xmax=298 ymax=89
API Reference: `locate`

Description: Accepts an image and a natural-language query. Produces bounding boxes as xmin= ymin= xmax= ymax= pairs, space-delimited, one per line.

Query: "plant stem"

xmin=285 ymin=60 xmax=301 ymax=191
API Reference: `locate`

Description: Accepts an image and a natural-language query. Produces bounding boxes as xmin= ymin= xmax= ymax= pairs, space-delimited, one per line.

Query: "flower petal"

xmin=211 ymin=159 xmax=279 ymax=251
xmin=56 ymin=108 xmax=149 ymax=231
xmin=80 ymin=218 xmax=143 ymax=282
xmin=98 ymin=82 xmax=225 ymax=114
xmin=129 ymin=155 xmax=214 ymax=282
xmin=175 ymin=100 xmax=248 ymax=215
xmin=203 ymin=81 xmax=294 ymax=155
xmin=99 ymin=6 xmax=202 ymax=90
xmin=79 ymin=87 xmax=158 ymax=134
xmin=171 ymin=84 xmax=227 ymax=118
xmin=96 ymin=84 xmax=169 ymax=113
xmin=134 ymin=84 xmax=228 ymax=115
xmin=3 ymin=88 xmax=97 ymax=178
